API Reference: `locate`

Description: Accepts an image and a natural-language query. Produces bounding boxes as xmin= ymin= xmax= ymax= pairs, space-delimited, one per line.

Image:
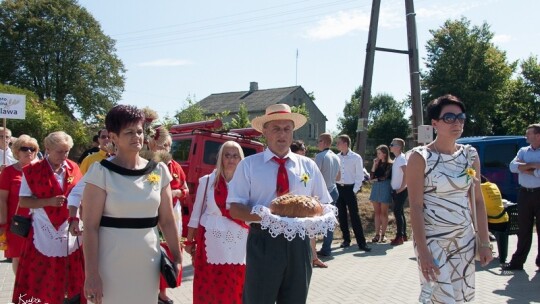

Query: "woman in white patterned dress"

xmin=407 ymin=95 xmax=493 ymax=303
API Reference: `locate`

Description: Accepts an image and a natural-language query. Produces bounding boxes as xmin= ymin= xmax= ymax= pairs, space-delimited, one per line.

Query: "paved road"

xmin=1 ymin=234 xmax=538 ymax=303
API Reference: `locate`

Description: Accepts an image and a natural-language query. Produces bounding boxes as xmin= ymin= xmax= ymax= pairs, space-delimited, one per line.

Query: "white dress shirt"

xmin=227 ymin=148 xmax=331 ymax=210
xmin=337 ymin=148 xmax=364 ymax=193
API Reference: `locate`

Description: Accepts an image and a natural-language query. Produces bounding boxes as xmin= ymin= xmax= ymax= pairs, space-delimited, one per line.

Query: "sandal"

xmin=158 ymin=296 xmax=174 ymax=304
xmin=372 ymin=235 xmax=380 ymax=243
xmin=313 ymin=258 xmax=328 ymax=268
xmin=380 ymin=235 xmax=387 ymax=243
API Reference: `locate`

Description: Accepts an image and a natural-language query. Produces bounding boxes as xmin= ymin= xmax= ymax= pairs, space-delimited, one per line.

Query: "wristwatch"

xmin=479 ymin=241 xmax=493 ymax=250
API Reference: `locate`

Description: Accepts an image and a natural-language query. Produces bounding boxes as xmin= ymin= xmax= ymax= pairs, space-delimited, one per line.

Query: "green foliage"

xmin=495 ymin=56 xmax=540 ymax=134
xmin=229 ymin=103 xmax=250 ymax=129
xmin=174 ymin=96 xmax=205 ymax=124
xmin=337 ymin=87 xmax=362 ymax=146
xmin=1 ymin=83 xmax=92 ymax=154
xmin=0 ymin=0 xmax=125 ymax=120
xmin=423 ymin=17 xmax=514 ymax=135
xmin=367 ymin=94 xmax=410 ymax=146
xmin=290 ymin=103 xmax=310 ymax=121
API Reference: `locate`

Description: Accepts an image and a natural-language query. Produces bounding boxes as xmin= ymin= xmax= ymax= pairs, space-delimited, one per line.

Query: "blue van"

xmin=457 ymin=136 xmax=527 ymax=202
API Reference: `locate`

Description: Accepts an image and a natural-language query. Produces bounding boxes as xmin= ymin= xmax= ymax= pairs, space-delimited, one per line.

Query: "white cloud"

xmin=304 ymin=0 xmax=495 ymax=41
xmin=492 ymin=34 xmax=512 ymax=43
xmin=137 ymin=59 xmax=192 ymax=67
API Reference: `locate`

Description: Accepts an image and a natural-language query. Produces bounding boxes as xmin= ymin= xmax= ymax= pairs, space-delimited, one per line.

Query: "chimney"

xmin=249 ymin=82 xmax=258 ymax=92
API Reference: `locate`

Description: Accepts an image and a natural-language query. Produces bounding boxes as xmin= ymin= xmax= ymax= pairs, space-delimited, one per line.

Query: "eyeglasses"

xmin=224 ymin=153 xmax=241 ymax=160
xmin=389 ymin=143 xmax=401 ymax=147
xmin=100 ymin=135 xmax=109 ymax=139
xmin=438 ymin=112 xmax=466 ymax=124
xmin=19 ymin=146 xmax=37 ymax=152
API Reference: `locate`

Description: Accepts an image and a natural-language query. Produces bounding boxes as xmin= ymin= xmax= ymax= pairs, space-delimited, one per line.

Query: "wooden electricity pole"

xmin=355 ymin=0 xmax=423 ymax=156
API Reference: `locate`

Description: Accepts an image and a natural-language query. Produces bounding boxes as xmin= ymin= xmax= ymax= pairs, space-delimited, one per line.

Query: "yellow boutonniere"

xmin=67 ymin=176 xmax=74 ymax=184
xmin=147 ymin=172 xmax=161 ymax=186
xmin=300 ymin=173 xmax=310 ymax=186
xmin=466 ymin=167 xmax=476 ymax=178
xmin=173 ymin=173 xmax=179 ymax=180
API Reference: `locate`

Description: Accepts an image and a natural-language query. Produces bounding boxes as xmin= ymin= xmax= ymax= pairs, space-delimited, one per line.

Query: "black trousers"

xmin=392 ymin=188 xmax=408 ymax=238
xmin=336 ymin=184 xmax=367 ymax=246
xmin=243 ymin=225 xmax=312 ymax=304
xmin=509 ymin=188 xmax=540 ymax=267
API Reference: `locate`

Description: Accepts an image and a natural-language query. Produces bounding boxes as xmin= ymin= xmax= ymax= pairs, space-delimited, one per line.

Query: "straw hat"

xmin=251 ymin=104 xmax=307 ymax=132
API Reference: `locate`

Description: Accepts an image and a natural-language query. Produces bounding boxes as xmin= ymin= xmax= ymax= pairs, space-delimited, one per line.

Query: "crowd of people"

xmin=0 ymin=94 xmax=537 ymax=303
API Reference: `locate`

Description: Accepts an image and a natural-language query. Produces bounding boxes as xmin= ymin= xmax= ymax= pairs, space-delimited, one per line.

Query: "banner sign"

xmin=0 ymin=93 xmax=26 ymax=119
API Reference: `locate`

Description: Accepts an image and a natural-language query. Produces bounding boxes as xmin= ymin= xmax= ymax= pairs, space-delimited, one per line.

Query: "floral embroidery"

xmin=300 ymin=172 xmax=310 ymax=186
xmin=147 ymin=171 xmax=161 ymax=187
xmin=66 ymin=176 xmax=74 ymax=184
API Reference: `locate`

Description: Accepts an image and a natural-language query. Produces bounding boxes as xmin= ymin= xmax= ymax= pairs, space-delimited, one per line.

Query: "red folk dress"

xmin=0 ymin=165 xmax=30 ymax=258
xmin=159 ymin=159 xmax=187 ymax=291
xmin=12 ymin=159 xmax=86 ymax=304
xmin=192 ymin=175 xmax=248 ymax=304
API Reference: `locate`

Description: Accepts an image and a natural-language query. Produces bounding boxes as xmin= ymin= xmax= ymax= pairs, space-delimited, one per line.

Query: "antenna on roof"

xmin=295 ymin=49 xmax=299 ymax=85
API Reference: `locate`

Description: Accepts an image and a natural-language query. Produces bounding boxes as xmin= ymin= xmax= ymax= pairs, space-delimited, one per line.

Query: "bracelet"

xmin=68 ymin=217 xmax=79 ymax=224
xmin=479 ymin=242 xmax=493 ymax=249
xmin=183 ymin=240 xmax=196 ymax=246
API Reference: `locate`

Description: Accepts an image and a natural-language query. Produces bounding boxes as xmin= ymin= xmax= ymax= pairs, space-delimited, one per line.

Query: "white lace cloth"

xmin=201 ymin=214 xmax=248 ymax=264
xmin=32 ymin=208 xmax=82 ymax=257
xmin=250 ymin=204 xmax=338 ymax=241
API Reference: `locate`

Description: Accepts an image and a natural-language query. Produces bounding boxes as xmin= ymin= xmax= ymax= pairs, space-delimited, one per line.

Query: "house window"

xmin=309 ymin=124 xmax=312 ymax=138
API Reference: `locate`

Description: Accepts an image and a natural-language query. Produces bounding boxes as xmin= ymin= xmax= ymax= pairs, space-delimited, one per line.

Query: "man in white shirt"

xmin=0 ymin=127 xmax=16 ymax=173
xmin=390 ymin=138 xmax=408 ymax=246
xmin=228 ymin=104 xmax=331 ymax=304
xmin=315 ymin=132 xmax=341 ymax=257
xmin=336 ymin=134 xmax=371 ymax=252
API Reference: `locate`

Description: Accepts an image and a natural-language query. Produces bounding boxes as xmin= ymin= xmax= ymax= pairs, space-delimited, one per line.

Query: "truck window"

xmin=242 ymin=147 xmax=258 ymax=157
xmin=483 ymin=143 xmax=518 ymax=169
xmin=171 ymin=139 xmax=192 ymax=162
xmin=204 ymin=140 xmax=222 ymax=165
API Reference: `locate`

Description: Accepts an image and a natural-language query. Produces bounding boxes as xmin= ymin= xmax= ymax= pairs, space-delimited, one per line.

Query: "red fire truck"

xmin=168 ymin=119 xmax=264 ymax=236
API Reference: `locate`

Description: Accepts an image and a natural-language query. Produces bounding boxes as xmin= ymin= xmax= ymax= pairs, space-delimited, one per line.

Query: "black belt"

xmin=520 ymin=187 xmax=540 ymax=193
xmin=337 ymin=183 xmax=354 ymax=187
xmin=100 ymin=216 xmax=158 ymax=229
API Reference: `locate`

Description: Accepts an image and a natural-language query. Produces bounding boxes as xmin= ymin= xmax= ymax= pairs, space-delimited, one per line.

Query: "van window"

xmin=171 ymin=139 xmax=192 ymax=162
xmin=483 ymin=143 xmax=518 ymax=168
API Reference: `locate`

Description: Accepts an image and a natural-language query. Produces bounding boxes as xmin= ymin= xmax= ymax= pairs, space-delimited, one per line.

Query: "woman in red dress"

xmin=12 ymin=131 xmax=86 ymax=304
xmin=185 ymin=141 xmax=248 ymax=304
xmin=148 ymin=127 xmax=189 ymax=304
xmin=0 ymin=135 xmax=39 ymax=274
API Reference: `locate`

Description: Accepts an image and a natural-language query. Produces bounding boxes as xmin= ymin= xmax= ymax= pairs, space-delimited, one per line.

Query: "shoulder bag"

xmin=10 ymin=204 xmax=31 ymax=238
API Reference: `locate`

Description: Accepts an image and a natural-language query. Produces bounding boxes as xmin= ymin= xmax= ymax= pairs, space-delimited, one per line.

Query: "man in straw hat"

xmin=228 ymin=104 xmax=332 ymax=304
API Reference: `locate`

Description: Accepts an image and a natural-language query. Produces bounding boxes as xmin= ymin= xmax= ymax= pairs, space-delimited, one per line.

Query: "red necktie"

xmin=272 ymin=156 xmax=289 ymax=196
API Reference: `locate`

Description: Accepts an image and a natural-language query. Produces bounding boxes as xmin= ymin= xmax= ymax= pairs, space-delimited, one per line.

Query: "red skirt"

xmin=12 ymin=229 xmax=86 ymax=304
xmin=159 ymin=242 xmax=183 ymax=290
xmin=193 ymin=225 xmax=246 ymax=304
xmin=4 ymin=230 xmax=27 ymax=258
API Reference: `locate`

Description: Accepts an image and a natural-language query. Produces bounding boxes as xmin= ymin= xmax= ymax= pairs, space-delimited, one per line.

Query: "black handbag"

xmin=160 ymin=245 xmax=179 ymax=288
xmin=10 ymin=214 xmax=31 ymax=238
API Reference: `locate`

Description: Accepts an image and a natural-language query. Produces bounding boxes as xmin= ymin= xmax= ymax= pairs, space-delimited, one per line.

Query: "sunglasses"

xmin=438 ymin=112 xmax=466 ymax=124
xmin=224 ymin=153 xmax=241 ymax=160
xmin=19 ymin=146 xmax=37 ymax=152
xmin=389 ymin=143 xmax=401 ymax=147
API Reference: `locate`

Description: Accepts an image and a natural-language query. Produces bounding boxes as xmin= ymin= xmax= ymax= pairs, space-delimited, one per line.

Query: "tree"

xmin=175 ymin=96 xmax=205 ymax=124
xmin=423 ymin=18 xmax=514 ymax=136
xmin=337 ymin=87 xmax=362 ymax=145
xmin=0 ymin=0 xmax=125 ymax=120
xmin=229 ymin=103 xmax=250 ymax=129
xmin=495 ymin=56 xmax=540 ymax=134
xmin=367 ymin=94 xmax=410 ymax=146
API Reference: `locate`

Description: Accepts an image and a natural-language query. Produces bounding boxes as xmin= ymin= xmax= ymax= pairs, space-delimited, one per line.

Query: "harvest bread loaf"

xmin=269 ymin=194 xmax=323 ymax=218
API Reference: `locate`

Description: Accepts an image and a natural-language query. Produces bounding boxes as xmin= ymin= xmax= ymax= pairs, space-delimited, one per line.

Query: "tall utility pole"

xmin=355 ymin=0 xmax=423 ymax=156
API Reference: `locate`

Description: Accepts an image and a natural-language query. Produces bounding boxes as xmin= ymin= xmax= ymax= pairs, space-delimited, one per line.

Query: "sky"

xmin=78 ymin=0 xmax=540 ymax=133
